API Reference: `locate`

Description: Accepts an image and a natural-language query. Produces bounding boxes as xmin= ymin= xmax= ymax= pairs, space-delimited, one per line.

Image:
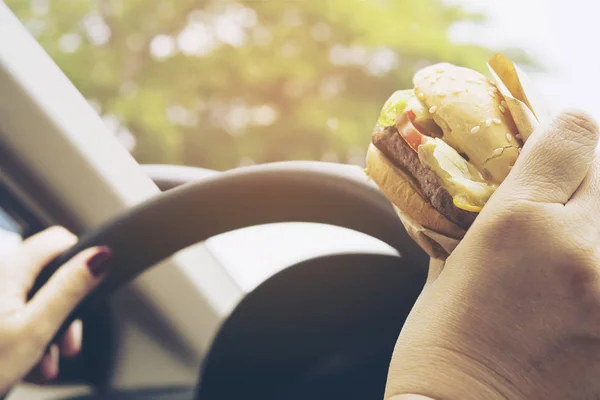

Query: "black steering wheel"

xmin=27 ymin=161 xmax=430 ymax=400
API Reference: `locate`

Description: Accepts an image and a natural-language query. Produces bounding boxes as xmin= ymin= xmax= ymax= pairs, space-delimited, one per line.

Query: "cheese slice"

xmin=418 ymin=137 xmax=497 ymax=211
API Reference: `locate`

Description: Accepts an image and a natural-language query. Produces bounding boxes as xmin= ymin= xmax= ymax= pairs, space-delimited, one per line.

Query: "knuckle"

xmin=494 ymin=199 xmax=549 ymax=228
xmin=552 ymin=227 xmax=600 ymax=297
xmin=553 ymin=110 xmax=599 ymax=142
xmin=63 ymin=249 xmax=98 ymax=291
xmin=512 ymin=175 xmax=570 ymax=203
xmin=60 ymin=278 xmax=85 ymax=300
xmin=59 ymin=276 xmax=90 ymax=303
xmin=476 ymin=200 xmax=549 ymax=245
xmin=46 ymin=225 xmax=77 ymax=243
xmin=27 ymin=226 xmax=77 ymax=258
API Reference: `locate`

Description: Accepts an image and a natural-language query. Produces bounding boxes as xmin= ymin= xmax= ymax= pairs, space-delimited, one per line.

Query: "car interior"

xmin=0 ymin=0 xmax=593 ymax=399
xmin=0 ymin=2 xmax=432 ymax=399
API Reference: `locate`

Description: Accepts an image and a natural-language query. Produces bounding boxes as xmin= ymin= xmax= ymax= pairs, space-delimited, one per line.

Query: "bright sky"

xmin=445 ymin=0 xmax=555 ymax=62
xmin=446 ymin=0 xmax=600 ymax=120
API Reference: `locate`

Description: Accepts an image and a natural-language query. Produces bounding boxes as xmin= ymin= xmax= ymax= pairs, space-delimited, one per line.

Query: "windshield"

xmin=5 ymin=0 xmax=599 ymax=291
xmin=7 ymin=0 xmax=588 ymax=171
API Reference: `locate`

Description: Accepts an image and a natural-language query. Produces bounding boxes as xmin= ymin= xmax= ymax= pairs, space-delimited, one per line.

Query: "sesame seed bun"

xmin=413 ymin=63 xmax=520 ymax=183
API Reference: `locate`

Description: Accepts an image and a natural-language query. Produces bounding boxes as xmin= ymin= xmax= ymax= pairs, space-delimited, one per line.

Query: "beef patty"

xmin=372 ymin=125 xmax=476 ymax=230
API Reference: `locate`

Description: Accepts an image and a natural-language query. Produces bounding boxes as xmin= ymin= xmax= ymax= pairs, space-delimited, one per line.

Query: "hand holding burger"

xmin=364 ymin=57 xmax=600 ymax=399
xmin=385 ymin=110 xmax=600 ymax=400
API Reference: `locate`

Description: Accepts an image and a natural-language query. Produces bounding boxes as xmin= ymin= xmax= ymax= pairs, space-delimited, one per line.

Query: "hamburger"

xmin=365 ymin=62 xmax=523 ymax=239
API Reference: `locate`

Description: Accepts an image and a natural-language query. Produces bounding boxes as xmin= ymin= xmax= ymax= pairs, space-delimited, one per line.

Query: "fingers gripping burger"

xmin=365 ymin=63 xmax=523 ymax=240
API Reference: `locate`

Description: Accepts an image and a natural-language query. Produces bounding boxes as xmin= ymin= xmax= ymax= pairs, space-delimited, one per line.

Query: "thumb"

xmin=494 ymin=111 xmax=599 ymax=205
xmin=25 ymin=246 xmax=112 ymax=344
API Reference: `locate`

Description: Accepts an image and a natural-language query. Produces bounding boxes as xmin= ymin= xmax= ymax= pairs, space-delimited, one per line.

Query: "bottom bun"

xmin=365 ymin=143 xmax=465 ymax=240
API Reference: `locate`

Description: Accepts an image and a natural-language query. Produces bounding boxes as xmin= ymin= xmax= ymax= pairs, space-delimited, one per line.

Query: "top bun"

xmin=413 ymin=63 xmax=520 ymax=183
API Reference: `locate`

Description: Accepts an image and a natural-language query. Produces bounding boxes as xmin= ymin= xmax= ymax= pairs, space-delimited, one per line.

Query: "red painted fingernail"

xmin=86 ymin=246 xmax=112 ymax=277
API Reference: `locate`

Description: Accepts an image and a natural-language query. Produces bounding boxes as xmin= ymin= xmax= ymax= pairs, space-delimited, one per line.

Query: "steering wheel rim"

xmin=29 ymin=161 xmax=428 ymax=342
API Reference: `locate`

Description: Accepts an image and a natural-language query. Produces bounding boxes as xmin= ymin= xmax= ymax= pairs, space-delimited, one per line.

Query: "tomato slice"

xmin=396 ymin=109 xmax=424 ymax=152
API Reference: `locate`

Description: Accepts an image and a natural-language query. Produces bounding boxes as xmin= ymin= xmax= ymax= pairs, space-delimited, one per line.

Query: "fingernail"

xmin=87 ymin=246 xmax=112 ymax=277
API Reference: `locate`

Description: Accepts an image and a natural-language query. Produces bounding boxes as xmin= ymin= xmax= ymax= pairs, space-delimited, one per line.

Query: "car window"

xmin=5 ymin=0 xmax=598 ymax=289
xmin=4 ymin=0 xmax=565 ymax=169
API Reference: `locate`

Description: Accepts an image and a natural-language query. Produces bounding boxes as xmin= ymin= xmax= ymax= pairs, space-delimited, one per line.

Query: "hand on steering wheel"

xmin=0 ymin=227 xmax=111 ymax=395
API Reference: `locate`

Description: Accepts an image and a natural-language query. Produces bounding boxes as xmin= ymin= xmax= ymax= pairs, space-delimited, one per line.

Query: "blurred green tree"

xmin=6 ymin=0 xmax=526 ymax=170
